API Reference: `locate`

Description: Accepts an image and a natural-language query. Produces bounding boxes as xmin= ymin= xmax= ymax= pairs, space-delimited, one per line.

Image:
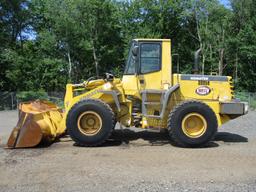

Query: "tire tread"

xmin=167 ymin=100 xmax=218 ymax=147
xmin=67 ymin=99 xmax=115 ymax=147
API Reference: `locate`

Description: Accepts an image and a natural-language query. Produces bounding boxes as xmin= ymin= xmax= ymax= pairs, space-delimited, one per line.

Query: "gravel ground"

xmin=0 ymin=110 xmax=256 ymax=192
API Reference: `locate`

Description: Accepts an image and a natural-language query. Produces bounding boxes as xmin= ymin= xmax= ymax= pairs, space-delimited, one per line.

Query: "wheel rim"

xmin=182 ymin=113 xmax=207 ymax=138
xmin=77 ymin=111 xmax=102 ymax=136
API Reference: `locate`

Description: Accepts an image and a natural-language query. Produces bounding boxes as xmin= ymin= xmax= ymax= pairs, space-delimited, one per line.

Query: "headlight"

xmin=103 ymin=82 xmax=112 ymax=90
xmin=163 ymin=83 xmax=169 ymax=90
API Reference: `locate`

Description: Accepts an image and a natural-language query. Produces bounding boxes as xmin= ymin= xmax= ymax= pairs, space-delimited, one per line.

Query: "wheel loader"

xmin=7 ymin=39 xmax=248 ymax=148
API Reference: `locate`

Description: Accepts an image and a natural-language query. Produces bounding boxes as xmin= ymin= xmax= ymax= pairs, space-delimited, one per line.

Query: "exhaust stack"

xmin=193 ymin=48 xmax=201 ymax=74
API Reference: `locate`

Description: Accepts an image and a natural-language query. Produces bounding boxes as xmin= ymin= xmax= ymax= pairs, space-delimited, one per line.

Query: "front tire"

xmin=168 ymin=101 xmax=217 ymax=147
xmin=66 ymin=99 xmax=115 ymax=147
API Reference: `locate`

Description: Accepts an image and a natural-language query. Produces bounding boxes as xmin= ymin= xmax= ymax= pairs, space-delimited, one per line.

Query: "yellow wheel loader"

xmin=7 ymin=39 xmax=248 ymax=148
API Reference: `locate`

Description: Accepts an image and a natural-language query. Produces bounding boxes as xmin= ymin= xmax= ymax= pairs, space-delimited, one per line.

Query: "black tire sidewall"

xmin=170 ymin=102 xmax=217 ymax=147
xmin=67 ymin=100 xmax=114 ymax=146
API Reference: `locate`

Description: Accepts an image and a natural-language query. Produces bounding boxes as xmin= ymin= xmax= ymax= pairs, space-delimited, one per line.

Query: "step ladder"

xmin=141 ymin=84 xmax=180 ymax=119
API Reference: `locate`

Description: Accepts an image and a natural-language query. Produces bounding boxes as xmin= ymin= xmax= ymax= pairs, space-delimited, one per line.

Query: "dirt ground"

xmin=0 ymin=110 xmax=256 ymax=192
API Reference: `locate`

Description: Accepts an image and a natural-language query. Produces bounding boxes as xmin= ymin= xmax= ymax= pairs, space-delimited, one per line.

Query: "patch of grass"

xmin=235 ymin=92 xmax=256 ymax=110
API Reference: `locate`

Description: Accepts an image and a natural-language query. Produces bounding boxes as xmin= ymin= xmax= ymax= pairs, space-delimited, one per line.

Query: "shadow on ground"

xmin=214 ymin=132 xmax=248 ymax=143
xmin=3 ymin=129 xmax=247 ymax=149
xmin=110 ymin=129 xmax=170 ymax=146
xmin=96 ymin=129 xmax=248 ymax=148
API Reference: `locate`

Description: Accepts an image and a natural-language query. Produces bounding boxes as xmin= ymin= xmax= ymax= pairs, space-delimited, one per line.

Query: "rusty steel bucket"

xmin=7 ymin=100 xmax=66 ymax=148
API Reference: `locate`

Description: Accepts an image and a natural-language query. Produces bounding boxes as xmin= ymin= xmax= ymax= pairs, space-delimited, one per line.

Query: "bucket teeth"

xmin=6 ymin=100 xmax=65 ymax=148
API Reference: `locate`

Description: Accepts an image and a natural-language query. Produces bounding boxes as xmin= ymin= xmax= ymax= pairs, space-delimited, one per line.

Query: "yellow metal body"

xmin=11 ymin=39 xmax=235 ymax=142
xmin=62 ymin=38 xmax=236 ymax=131
xmin=172 ymin=74 xmax=234 ymax=127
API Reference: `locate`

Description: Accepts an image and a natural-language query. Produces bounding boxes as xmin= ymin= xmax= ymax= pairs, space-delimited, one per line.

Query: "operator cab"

xmin=122 ymin=39 xmax=172 ymax=98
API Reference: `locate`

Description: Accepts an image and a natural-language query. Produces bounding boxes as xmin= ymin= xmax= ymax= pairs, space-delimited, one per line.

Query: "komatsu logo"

xmin=181 ymin=75 xmax=228 ymax=82
xmin=190 ymin=76 xmax=209 ymax=81
xmin=196 ymin=86 xmax=211 ymax=96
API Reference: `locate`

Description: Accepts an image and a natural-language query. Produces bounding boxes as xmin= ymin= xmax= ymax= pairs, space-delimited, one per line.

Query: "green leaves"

xmin=0 ymin=0 xmax=255 ymax=92
xmin=16 ymin=90 xmax=48 ymax=102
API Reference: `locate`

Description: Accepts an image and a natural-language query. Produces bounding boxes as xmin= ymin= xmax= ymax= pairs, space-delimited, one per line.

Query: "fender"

xmin=160 ymin=84 xmax=180 ymax=118
xmin=100 ymin=90 xmax=121 ymax=112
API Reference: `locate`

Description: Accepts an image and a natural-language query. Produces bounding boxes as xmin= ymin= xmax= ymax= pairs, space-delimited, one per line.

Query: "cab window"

xmin=140 ymin=43 xmax=161 ymax=74
xmin=124 ymin=43 xmax=137 ymax=75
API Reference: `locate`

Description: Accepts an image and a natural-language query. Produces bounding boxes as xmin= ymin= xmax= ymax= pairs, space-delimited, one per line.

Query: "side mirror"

xmin=104 ymin=72 xmax=114 ymax=81
xmin=132 ymin=46 xmax=139 ymax=56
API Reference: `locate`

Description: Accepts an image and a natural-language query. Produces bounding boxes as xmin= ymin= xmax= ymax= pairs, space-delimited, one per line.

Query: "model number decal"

xmin=196 ymin=86 xmax=211 ymax=96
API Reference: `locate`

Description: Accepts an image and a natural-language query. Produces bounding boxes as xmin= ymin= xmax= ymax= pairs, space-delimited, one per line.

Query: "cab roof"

xmin=133 ymin=38 xmax=171 ymax=42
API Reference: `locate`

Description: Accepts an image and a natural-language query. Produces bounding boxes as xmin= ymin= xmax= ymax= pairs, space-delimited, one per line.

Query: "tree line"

xmin=0 ymin=0 xmax=255 ymax=92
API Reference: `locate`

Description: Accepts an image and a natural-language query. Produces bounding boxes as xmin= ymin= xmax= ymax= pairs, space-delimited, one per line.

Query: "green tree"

xmin=31 ymin=0 xmax=123 ymax=82
xmin=0 ymin=0 xmax=255 ymax=93
xmin=228 ymin=0 xmax=256 ymax=91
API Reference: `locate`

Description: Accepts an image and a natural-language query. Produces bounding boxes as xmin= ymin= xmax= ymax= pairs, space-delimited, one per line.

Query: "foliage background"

xmin=0 ymin=0 xmax=255 ymax=94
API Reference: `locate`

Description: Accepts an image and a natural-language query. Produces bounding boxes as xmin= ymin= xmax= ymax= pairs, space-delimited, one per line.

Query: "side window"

xmin=124 ymin=44 xmax=137 ymax=74
xmin=140 ymin=43 xmax=161 ymax=74
xmin=126 ymin=54 xmax=136 ymax=74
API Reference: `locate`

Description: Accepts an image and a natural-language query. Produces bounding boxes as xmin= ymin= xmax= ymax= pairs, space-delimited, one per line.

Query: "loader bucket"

xmin=7 ymin=100 xmax=66 ymax=148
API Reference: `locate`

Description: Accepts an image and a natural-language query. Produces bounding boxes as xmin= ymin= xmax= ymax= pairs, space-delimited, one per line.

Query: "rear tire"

xmin=67 ymin=99 xmax=115 ymax=147
xmin=168 ymin=101 xmax=217 ymax=147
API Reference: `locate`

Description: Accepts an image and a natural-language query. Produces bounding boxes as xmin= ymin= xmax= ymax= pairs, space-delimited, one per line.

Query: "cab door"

xmin=122 ymin=41 xmax=140 ymax=98
xmin=138 ymin=42 xmax=162 ymax=91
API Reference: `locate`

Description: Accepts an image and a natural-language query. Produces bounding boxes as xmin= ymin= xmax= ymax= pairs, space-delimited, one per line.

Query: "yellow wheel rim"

xmin=182 ymin=113 xmax=207 ymax=138
xmin=77 ymin=111 xmax=102 ymax=136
